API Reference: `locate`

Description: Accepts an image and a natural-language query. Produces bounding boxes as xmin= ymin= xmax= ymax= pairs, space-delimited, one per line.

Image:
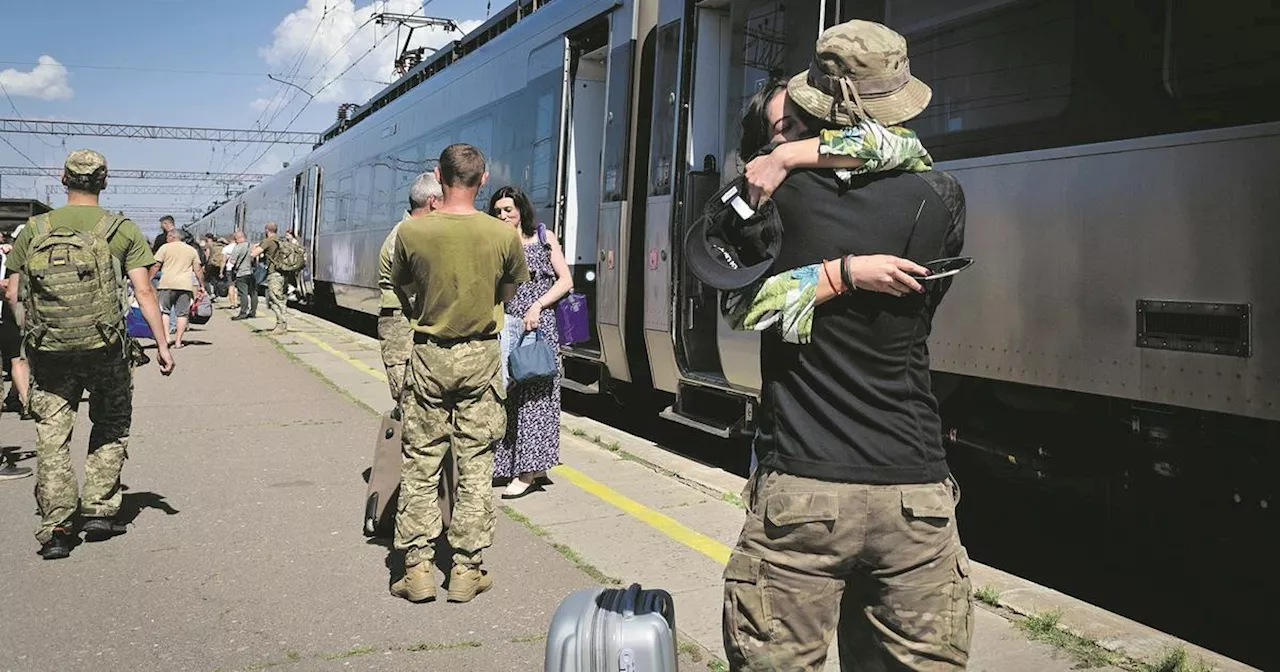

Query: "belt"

xmin=413 ymin=332 xmax=498 ymax=347
xmin=379 ymin=308 xmax=401 ymax=317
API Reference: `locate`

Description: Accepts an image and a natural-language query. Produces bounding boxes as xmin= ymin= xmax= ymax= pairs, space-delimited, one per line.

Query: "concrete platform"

xmin=2 ymin=303 xmax=1253 ymax=671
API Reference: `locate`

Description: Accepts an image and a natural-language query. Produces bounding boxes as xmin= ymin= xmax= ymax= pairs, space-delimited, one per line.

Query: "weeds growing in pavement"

xmin=500 ymin=505 xmax=622 ymax=585
xmin=974 ymin=585 xmax=1001 ymax=607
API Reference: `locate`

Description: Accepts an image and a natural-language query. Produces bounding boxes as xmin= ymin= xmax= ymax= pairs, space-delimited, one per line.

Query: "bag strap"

xmin=536 ymin=223 xmax=549 ymax=249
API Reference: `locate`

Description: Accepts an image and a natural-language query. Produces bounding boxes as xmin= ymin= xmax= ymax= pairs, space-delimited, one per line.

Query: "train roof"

xmin=318 ymin=0 xmax=549 ymax=145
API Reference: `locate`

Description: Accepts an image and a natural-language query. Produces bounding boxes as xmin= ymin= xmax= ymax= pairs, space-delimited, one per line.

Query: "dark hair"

xmin=739 ymin=78 xmax=789 ymax=162
xmin=64 ymin=169 xmax=106 ymax=195
xmin=159 ymin=215 xmax=175 ymax=225
xmin=488 ymin=185 xmax=538 ymax=238
xmin=439 ymin=143 xmax=486 ymax=188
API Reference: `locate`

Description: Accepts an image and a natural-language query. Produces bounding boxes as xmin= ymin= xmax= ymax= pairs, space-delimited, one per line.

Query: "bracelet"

xmin=821 ymin=259 xmax=842 ymax=294
xmin=839 ymin=255 xmax=856 ymax=293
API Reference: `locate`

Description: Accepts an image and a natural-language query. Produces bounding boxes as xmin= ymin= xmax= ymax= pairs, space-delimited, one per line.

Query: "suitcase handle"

xmin=620 ymin=583 xmax=642 ymax=617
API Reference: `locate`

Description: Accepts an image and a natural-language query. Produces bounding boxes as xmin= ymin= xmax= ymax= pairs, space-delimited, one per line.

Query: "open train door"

xmin=292 ymin=165 xmax=321 ymax=302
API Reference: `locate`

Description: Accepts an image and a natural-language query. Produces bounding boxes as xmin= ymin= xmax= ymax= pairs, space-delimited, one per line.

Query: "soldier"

xmin=4 ymin=149 xmax=174 ymax=560
xmin=378 ymin=171 xmax=441 ymax=411
xmin=388 ymin=144 xmax=528 ymax=603
xmin=250 ymin=221 xmax=289 ymax=334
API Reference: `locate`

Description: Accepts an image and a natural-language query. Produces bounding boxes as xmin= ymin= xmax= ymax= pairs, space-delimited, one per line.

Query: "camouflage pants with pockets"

xmin=395 ymin=337 xmax=504 ymax=568
xmin=28 ymin=346 xmax=134 ymax=543
xmin=723 ymin=469 xmax=973 ymax=671
xmin=377 ymin=311 xmax=413 ymax=405
xmin=266 ymin=271 xmax=288 ymax=326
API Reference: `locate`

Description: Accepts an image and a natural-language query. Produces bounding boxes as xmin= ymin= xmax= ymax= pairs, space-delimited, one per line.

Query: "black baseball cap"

xmin=683 ymin=176 xmax=783 ymax=291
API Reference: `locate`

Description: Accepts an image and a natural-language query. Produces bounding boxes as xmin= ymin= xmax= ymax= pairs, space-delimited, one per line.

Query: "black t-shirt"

xmin=754 ymin=168 xmax=966 ymax=484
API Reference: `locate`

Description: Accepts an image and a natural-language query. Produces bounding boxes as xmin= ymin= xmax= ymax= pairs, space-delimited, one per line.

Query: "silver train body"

xmin=189 ymin=0 xmax=1279 ymax=466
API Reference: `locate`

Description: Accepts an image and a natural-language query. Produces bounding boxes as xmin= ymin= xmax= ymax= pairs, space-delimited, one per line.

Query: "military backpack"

xmin=272 ymin=238 xmax=306 ymax=273
xmin=21 ymin=211 xmax=129 ymax=353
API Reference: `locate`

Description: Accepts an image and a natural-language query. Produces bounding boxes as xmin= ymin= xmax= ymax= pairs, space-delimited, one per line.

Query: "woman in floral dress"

xmin=489 ymin=186 xmax=573 ymax=498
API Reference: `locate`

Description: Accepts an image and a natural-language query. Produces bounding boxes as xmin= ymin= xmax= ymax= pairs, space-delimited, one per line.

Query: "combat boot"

xmin=82 ymin=517 xmax=128 ymax=542
xmin=38 ymin=527 xmax=74 ymax=560
xmin=447 ymin=564 xmax=492 ymax=603
xmin=390 ymin=562 xmax=437 ymax=603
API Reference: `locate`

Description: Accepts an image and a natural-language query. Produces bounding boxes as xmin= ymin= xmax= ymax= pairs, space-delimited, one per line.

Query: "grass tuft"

xmin=320 ymin=645 xmax=377 ymax=661
xmin=406 ymin=640 xmax=482 ymax=652
xmin=974 ymin=585 xmax=1002 ymax=607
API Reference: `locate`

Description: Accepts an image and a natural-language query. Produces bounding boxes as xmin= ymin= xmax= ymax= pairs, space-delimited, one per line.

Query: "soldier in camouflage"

xmin=377 ymin=172 xmax=441 ymax=410
xmin=251 ymin=221 xmax=289 ymax=334
xmin=713 ymin=20 xmax=975 ymax=670
xmin=5 ymin=149 xmax=174 ymax=560
xmin=388 ymin=144 xmax=529 ymax=604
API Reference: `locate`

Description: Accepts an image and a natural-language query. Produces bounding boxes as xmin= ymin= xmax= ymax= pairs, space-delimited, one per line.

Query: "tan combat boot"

xmin=446 ymin=564 xmax=493 ymax=603
xmin=390 ymin=562 xmax=436 ymax=603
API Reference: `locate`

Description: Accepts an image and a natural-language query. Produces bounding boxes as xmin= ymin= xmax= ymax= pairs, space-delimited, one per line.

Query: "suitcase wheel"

xmin=385 ymin=427 xmax=395 ymax=440
xmin=363 ymin=493 xmax=379 ymax=537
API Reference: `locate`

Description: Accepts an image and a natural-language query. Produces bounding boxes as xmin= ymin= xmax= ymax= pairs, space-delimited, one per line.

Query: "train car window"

xmin=601 ymin=41 xmax=634 ymax=203
xmin=890 ymin=0 xmax=1075 ymax=144
xmin=1165 ymin=0 xmax=1280 ymax=100
xmin=528 ymin=75 xmax=561 ymax=210
xmin=722 ymin=0 xmax=822 ymax=165
xmin=353 ymin=164 xmax=373 ymax=231
xmin=336 ymin=173 xmax=353 ymax=232
xmin=648 ymin=20 xmax=682 ymax=197
xmin=372 ymin=160 xmax=394 ymax=229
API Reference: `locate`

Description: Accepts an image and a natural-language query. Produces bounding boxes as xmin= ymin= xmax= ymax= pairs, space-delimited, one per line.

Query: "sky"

xmin=0 ymin=0 xmax=488 ymax=237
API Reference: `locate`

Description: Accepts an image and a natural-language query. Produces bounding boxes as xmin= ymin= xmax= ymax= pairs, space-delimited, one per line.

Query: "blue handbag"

xmin=508 ymin=329 xmax=557 ymax=385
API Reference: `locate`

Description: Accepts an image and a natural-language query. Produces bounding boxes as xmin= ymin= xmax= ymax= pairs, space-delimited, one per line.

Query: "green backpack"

xmin=273 ymin=238 xmax=305 ymax=273
xmin=22 ymin=212 xmax=129 ymax=353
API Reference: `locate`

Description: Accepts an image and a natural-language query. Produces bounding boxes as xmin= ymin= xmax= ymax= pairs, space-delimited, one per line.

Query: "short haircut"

xmin=488 ymin=185 xmax=538 ymax=237
xmin=167 ymin=229 xmax=180 ymax=241
xmin=265 ymin=221 xmax=278 ymax=233
xmin=438 ymin=143 xmax=486 ymax=188
xmin=64 ymin=169 xmax=106 ymax=195
xmin=408 ymin=171 xmax=443 ymax=210
xmin=160 ymin=215 xmax=175 ymax=225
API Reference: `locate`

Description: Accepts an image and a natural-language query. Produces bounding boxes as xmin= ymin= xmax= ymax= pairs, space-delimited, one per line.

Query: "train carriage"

xmin=189 ymin=0 xmax=1280 ymax=494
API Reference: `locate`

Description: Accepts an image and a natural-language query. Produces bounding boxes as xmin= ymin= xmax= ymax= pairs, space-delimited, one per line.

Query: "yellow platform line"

xmin=291 ymin=327 xmax=733 ymax=566
xmin=293 ymin=331 xmax=387 ymax=382
xmin=550 ymin=464 xmax=732 ymax=566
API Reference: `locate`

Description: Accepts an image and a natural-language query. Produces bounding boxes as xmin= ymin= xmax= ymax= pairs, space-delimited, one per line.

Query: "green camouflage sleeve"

xmin=720 ymin=121 xmax=933 ymax=344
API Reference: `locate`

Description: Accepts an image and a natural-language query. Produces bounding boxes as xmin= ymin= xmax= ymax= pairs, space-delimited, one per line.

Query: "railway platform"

xmin=0 ymin=305 xmax=1256 ymax=672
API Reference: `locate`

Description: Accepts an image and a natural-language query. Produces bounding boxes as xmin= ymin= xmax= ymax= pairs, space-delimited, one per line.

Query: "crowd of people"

xmin=2 ymin=16 xmax=975 ymax=671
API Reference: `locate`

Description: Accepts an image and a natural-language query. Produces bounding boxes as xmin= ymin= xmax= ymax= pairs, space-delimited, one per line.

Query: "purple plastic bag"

xmin=537 ymin=223 xmax=591 ymax=345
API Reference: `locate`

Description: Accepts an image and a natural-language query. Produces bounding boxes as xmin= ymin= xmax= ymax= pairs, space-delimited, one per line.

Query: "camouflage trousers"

xmin=266 ymin=271 xmax=288 ymax=327
xmin=723 ymin=470 xmax=973 ymax=671
xmin=377 ymin=312 xmax=413 ymax=405
xmin=395 ymin=337 xmax=504 ymax=568
xmin=28 ymin=347 xmax=134 ymax=544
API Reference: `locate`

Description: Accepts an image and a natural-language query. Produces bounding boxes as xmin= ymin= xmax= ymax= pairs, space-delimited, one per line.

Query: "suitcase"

xmin=363 ymin=410 xmax=458 ymax=538
xmin=545 ymin=583 xmax=678 ymax=671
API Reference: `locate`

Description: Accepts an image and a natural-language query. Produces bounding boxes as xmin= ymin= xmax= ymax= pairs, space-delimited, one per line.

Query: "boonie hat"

xmin=683 ymin=176 xmax=783 ymax=291
xmin=64 ymin=148 xmax=107 ymax=177
xmin=787 ymin=19 xmax=931 ymax=127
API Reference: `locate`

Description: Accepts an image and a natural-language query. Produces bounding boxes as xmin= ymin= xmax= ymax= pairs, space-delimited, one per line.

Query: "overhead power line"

xmin=0 ymin=119 xmax=319 ymax=145
xmin=47 ymin=184 xmax=230 ymax=198
xmin=0 ymin=166 xmax=268 ymax=182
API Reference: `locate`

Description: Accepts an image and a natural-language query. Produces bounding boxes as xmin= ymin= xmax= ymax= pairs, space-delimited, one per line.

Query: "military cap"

xmin=64 ymin=149 xmax=107 ymax=176
xmin=787 ymin=19 xmax=931 ymax=127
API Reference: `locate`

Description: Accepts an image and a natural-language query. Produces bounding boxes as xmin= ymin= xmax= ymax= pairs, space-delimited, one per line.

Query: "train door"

xmin=292 ymin=165 xmax=321 ymax=300
xmin=544 ymin=18 xmax=612 ymax=394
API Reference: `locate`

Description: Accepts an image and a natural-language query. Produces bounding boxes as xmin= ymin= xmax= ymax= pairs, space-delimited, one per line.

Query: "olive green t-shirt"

xmin=391 ymin=211 xmax=529 ymax=339
xmin=259 ymin=237 xmax=280 ymax=272
xmin=6 ymin=205 xmax=156 ymax=277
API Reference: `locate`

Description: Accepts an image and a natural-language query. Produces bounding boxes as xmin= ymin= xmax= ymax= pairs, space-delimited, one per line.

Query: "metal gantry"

xmin=0 ymin=118 xmax=319 ymax=145
xmin=1 ymin=166 xmax=268 ymax=182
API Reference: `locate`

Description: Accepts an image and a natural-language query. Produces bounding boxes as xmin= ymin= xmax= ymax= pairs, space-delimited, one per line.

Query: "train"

xmin=189 ymin=0 xmax=1278 ymax=506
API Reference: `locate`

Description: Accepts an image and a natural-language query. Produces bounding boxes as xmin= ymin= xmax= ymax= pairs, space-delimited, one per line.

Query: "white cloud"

xmin=258 ymin=0 xmax=482 ymax=111
xmin=0 ymin=55 xmax=73 ymax=101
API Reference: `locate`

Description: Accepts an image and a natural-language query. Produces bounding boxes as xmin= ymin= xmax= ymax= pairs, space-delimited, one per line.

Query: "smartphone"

xmin=913 ymin=256 xmax=974 ymax=281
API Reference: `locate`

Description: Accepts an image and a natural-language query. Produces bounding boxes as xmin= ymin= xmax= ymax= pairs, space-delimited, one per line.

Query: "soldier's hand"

xmin=157 ymin=349 xmax=176 ymax=376
xmin=845 ymin=255 xmax=929 ymax=297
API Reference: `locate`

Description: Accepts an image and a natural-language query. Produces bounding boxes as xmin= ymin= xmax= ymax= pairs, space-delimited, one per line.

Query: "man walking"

xmin=5 ymin=149 xmax=174 ymax=560
xmin=229 ymin=231 xmax=257 ymax=320
xmin=389 ymin=144 xmax=528 ymax=603
xmin=707 ymin=21 xmax=973 ymax=670
xmin=153 ymin=229 xmax=205 ymax=348
xmin=251 ymin=221 xmax=288 ymax=334
xmin=378 ymin=172 xmax=441 ymax=411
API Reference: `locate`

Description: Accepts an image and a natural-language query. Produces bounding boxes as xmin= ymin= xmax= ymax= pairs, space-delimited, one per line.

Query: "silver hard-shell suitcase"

xmin=545 ymin=583 xmax=678 ymax=671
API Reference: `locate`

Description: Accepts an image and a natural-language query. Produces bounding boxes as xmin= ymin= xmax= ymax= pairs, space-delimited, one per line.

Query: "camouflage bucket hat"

xmin=787 ymin=19 xmax=931 ymax=127
xmin=64 ymin=148 xmax=107 ymax=177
